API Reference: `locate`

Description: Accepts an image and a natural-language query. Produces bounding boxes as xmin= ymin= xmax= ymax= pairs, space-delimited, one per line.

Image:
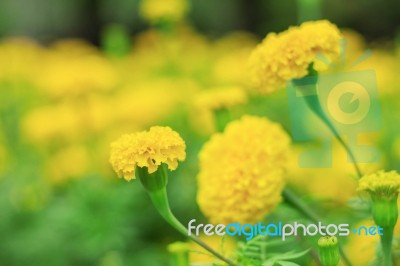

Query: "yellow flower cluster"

xmin=0 ymin=27 xmax=256 ymax=185
xmin=358 ymin=170 xmax=400 ymax=195
xmin=109 ymin=126 xmax=186 ymax=181
xmin=248 ymin=20 xmax=342 ymax=94
xmin=0 ymin=38 xmax=43 ymax=81
xmin=197 ymin=115 xmax=290 ymax=224
xmin=140 ymin=0 xmax=188 ymax=23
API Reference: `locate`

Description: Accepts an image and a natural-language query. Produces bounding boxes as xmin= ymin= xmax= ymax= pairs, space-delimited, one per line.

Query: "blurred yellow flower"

xmin=191 ymin=86 xmax=248 ymax=134
xmin=109 ymin=126 xmax=186 ymax=181
xmin=248 ymin=20 xmax=341 ymax=94
xmin=197 ymin=115 xmax=290 ymax=224
xmin=287 ymin=140 xmax=381 ymax=205
xmin=37 ymin=40 xmax=118 ymax=98
xmin=45 ymin=146 xmax=89 ymax=185
xmin=212 ymin=32 xmax=257 ymax=85
xmin=352 ymin=49 xmax=398 ymax=95
xmin=111 ymin=79 xmax=193 ymax=127
xmin=341 ymin=29 xmax=366 ymax=59
xmin=358 ymin=170 xmax=400 ymax=195
xmin=21 ymin=102 xmax=82 ymax=143
xmin=140 ymin=0 xmax=188 ymax=23
xmin=345 ymin=220 xmax=379 ymax=266
xmin=194 ymin=86 xmax=247 ymax=111
xmin=189 ymin=235 xmax=236 ymax=265
xmin=0 ymin=38 xmax=43 ymax=82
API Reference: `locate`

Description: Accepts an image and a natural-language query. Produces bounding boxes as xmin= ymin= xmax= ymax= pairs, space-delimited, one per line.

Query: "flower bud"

xmin=167 ymin=241 xmax=189 ymax=266
xmin=318 ymin=236 xmax=340 ymax=266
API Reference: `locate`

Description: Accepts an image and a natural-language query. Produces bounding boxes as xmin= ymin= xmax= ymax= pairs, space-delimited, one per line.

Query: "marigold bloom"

xmin=358 ymin=170 xmax=400 ymax=229
xmin=248 ymin=20 xmax=341 ymax=94
xmin=358 ymin=170 xmax=400 ymax=196
xmin=109 ymin=126 xmax=186 ymax=181
xmin=197 ymin=116 xmax=290 ymax=224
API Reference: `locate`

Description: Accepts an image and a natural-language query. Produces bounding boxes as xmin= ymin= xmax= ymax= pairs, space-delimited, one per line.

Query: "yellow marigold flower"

xmin=248 ymin=20 xmax=341 ymax=94
xmin=358 ymin=170 xmax=400 ymax=196
xmin=109 ymin=126 xmax=186 ymax=181
xmin=140 ymin=0 xmax=188 ymax=23
xmin=358 ymin=170 xmax=400 ymax=229
xmin=194 ymin=86 xmax=247 ymax=111
xmin=197 ymin=115 xmax=290 ymax=224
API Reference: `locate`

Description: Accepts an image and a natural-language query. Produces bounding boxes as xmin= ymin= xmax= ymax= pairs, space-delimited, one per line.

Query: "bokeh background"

xmin=1 ymin=0 xmax=400 ymax=265
xmin=1 ymin=0 xmax=400 ymax=42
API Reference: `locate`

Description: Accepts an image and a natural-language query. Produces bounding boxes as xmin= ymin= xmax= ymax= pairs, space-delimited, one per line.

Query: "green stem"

xmin=293 ymin=68 xmax=363 ymax=179
xmin=214 ymin=108 xmax=231 ymax=132
xmin=381 ymin=227 xmax=393 ymax=266
xmin=148 ymin=188 xmax=237 ymax=266
xmin=302 ymin=91 xmax=363 ymax=178
xmin=283 ymin=188 xmax=353 ymax=266
xmin=283 ymin=188 xmax=319 ymax=223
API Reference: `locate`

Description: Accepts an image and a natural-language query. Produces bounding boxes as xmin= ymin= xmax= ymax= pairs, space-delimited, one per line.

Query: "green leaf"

xmin=275 ymin=260 xmax=302 ymax=266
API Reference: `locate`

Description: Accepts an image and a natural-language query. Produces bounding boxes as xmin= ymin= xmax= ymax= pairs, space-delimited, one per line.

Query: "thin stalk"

xmin=293 ymin=69 xmax=363 ymax=179
xmin=214 ymin=108 xmax=231 ymax=132
xmin=301 ymin=90 xmax=363 ymax=178
xmin=148 ymin=188 xmax=237 ymax=266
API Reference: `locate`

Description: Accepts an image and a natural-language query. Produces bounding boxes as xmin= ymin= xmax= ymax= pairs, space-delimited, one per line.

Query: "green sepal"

xmin=371 ymin=194 xmax=399 ymax=228
xmin=136 ymin=163 xmax=168 ymax=192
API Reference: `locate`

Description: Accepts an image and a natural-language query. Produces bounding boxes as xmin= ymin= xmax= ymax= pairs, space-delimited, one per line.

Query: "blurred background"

xmin=1 ymin=0 xmax=400 ymax=43
xmin=0 ymin=0 xmax=400 ymax=265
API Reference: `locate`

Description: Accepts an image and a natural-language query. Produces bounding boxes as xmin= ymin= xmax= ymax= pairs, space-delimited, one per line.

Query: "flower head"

xmin=358 ymin=170 xmax=400 ymax=198
xmin=248 ymin=20 xmax=341 ymax=94
xmin=197 ymin=115 xmax=290 ymax=224
xmin=358 ymin=170 xmax=400 ymax=228
xmin=109 ymin=126 xmax=186 ymax=181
